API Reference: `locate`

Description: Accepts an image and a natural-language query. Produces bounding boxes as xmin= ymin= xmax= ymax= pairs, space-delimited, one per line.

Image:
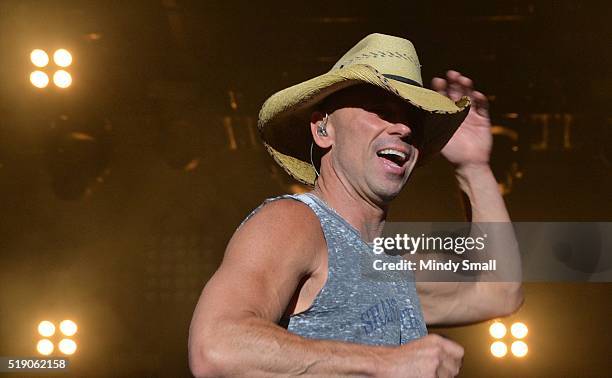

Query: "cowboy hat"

xmin=258 ymin=33 xmax=470 ymax=186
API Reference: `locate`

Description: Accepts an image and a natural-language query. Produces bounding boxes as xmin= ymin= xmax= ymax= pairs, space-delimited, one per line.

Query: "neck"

xmin=311 ymin=174 xmax=388 ymax=243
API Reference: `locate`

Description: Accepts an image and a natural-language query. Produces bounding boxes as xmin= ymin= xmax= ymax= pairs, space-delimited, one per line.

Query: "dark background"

xmin=0 ymin=0 xmax=610 ymax=376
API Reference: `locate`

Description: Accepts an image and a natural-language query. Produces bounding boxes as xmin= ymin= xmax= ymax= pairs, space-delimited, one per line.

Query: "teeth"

xmin=378 ymin=149 xmax=406 ymax=161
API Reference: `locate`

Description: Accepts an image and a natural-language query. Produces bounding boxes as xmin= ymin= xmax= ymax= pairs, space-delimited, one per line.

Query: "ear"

xmin=310 ymin=111 xmax=334 ymax=149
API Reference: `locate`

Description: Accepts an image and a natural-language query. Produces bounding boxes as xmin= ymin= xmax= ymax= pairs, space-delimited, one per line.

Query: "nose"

xmin=387 ymin=122 xmax=412 ymax=141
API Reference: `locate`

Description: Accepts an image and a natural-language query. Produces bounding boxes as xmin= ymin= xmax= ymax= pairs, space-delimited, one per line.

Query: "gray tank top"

xmin=242 ymin=192 xmax=428 ymax=346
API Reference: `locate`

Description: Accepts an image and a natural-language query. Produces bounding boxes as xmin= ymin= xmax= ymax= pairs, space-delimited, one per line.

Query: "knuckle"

xmin=430 ymin=344 xmax=443 ymax=358
xmin=426 ymin=356 xmax=441 ymax=370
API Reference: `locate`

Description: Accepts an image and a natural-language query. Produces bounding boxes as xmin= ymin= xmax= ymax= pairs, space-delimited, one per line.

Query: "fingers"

xmin=445 ymin=70 xmax=472 ymax=102
xmin=436 ymin=355 xmax=461 ymax=377
xmin=434 ymin=70 xmax=490 ymax=118
xmin=400 ymin=334 xmax=464 ymax=377
xmin=439 ymin=337 xmax=464 ymax=360
xmin=434 ymin=335 xmax=464 ymax=377
xmin=432 ymin=71 xmax=473 ymax=101
xmin=431 ymin=77 xmax=447 ymax=94
xmin=439 ymin=350 xmax=462 ymax=377
xmin=471 ymin=90 xmax=490 ymax=118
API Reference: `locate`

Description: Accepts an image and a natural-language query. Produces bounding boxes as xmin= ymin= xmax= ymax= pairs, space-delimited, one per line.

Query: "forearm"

xmin=455 ymin=164 xmax=509 ymax=222
xmin=456 ymin=164 xmax=522 ymax=310
xmin=190 ymin=316 xmax=389 ymax=377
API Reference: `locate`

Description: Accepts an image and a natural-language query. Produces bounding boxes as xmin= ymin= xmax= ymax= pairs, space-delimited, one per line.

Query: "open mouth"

xmin=376 ymin=148 xmax=408 ymax=167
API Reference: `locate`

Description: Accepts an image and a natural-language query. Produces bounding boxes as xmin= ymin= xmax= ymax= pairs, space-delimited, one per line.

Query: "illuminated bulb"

xmin=37 ymin=339 xmax=54 ymax=355
xmin=511 ymin=322 xmax=528 ymax=339
xmin=490 ymin=341 xmax=508 ymax=358
xmin=30 ymin=71 xmax=49 ymax=88
xmin=489 ymin=322 xmax=506 ymax=339
xmin=30 ymin=49 xmax=49 ymax=67
xmin=511 ymin=341 xmax=528 ymax=357
xmin=53 ymin=70 xmax=72 ymax=88
xmin=58 ymin=339 xmax=77 ymax=355
xmin=59 ymin=320 xmax=77 ymax=336
xmin=38 ymin=321 xmax=55 ymax=337
xmin=53 ymin=49 xmax=72 ymax=67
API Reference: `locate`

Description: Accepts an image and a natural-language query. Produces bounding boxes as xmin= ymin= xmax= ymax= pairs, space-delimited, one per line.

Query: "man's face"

xmin=322 ymin=85 xmax=423 ymax=203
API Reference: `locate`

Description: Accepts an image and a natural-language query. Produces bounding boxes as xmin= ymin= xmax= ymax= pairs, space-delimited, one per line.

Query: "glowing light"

xmin=53 ymin=70 xmax=72 ymax=88
xmin=511 ymin=322 xmax=528 ymax=339
xmin=511 ymin=341 xmax=528 ymax=357
xmin=58 ymin=339 xmax=77 ymax=355
xmin=59 ymin=320 xmax=77 ymax=336
xmin=490 ymin=341 xmax=508 ymax=358
xmin=30 ymin=49 xmax=49 ymax=67
xmin=489 ymin=322 xmax=507 ymax=339
xmin=38 ymin=321 xmax=56 ymax=337
xmin=37 ymin=339 xmax=54 ymax=355
xmin=30 ymin=71 xmax=49 ymax=88
xmin=53 ymin=49 xmax=72 ymax=67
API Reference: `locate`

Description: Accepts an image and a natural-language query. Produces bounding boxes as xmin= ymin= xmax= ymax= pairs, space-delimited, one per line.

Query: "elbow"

xmin=479 ymin=282 xmax=524 ymax=319
xmin=188 ymin=336 xmax=230 ymax=378
xmin=507 ymin=284 xmax=524 ymax=314
xmin=497 ymin=283 xmax=524 ymax=317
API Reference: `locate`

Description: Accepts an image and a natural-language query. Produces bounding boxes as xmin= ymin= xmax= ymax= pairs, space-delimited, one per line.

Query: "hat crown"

xmin=331 ymin=33 xmax=423 ymax=86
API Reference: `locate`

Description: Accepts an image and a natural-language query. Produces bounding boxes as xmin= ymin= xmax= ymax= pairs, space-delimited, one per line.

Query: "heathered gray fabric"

xmin=242 ymin=192 xmax=428 ymax=346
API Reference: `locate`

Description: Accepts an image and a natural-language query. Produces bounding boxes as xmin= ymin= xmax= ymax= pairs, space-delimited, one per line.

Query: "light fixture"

xmin=30 ymin=49 xmax=49 ymax=67
xmin=490 ymin=341 xmax=508 ymax=358
xmin=510 ymin=322 xmax=528 ymax=339
xmin=30 ymin=71 xmax=49 ymax=88
xmin=36 ymin=339 xmax=54 ymax=356
xmin=53 ymin=70 xmax=72 ymax=88
xmin=38 ymin=320 xmax=56 ymax=337
xmin=58 ymin=339 xmax=77 ymax=355
xmin=59 ymin=320 xmax=77 ymax=337
xmin=488 ymin=320 xmax=529 ymax=358
xmin=489 ymin=321 xmax=507 ymax=339
xmin=511 ymin=340 xmax=528 ymax=357
xmin=53 ymin=49 xmax=72 ymax=67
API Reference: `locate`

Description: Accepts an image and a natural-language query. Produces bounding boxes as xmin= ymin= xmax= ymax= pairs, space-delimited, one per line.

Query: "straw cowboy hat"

xmin=258 ymin=33 xmax=471 ymax=186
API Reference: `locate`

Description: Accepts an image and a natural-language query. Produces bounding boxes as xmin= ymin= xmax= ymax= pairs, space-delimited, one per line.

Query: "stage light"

xmin=510 ymin=322 xmax=528 ymax=339
xmin=30 ymin=49 xmax=49 ymax=67
xmin=59 ymin=320 xmax=77 ymax=336
xmin=490 ymin=341 xmax=508 ymax=358
xmin=30 ymin=71 xmax=49 ymax=88
xmin=53 ymin=49 xmax=72 ymax=67
xmin=489 ymin=321 xmax=507 ymax=339
xmin=53 ymin=70 xmax=72 ymax=88
xmin=58 ymin=339 xmax=77 ymax=355
xmin=36 ymin=339 xmax=54 ymax=355
xmin=511 ymin=340 xmax=528 ymax=357
xmin=38 ymin=321 xmax=56 ymax=337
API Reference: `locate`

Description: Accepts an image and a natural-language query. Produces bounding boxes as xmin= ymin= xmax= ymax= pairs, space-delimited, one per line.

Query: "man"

xmin=189 ymin=33 xmax=523 ymax=377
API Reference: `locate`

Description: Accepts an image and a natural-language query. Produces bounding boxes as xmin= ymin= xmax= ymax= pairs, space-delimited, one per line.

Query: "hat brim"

xmin=259 ymin=64 xmax=470 ymax=186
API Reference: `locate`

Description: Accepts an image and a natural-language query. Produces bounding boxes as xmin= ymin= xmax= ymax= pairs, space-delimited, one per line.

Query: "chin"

xmin=366 ymin=169 xmax=412 ymax=204
xmin=373 ymin=183 xmax=404 ymax=203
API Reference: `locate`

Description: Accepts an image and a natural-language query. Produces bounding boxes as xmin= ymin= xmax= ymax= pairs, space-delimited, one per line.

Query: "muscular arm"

xmin=417 ymin=165 xmax=523 ymax=325
xmin=189 ymin=199 xmax=464 ymax=377
xmin=416 ymin=71 xmax=523 ymax=326
xmin=188 ymin=200 xmax=386 ymax=377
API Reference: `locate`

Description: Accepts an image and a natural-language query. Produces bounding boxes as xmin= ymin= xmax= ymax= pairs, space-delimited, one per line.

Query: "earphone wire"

xmin=310 ymin=142 xmax=320 ymax=177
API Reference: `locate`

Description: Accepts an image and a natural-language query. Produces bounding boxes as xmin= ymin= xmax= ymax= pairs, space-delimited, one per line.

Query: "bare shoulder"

xmin=240 ymin=198 xmax=320 ymax=233
xmin=190 ymin=198 xmax=326 ymax=331
xmin=224 ymin=198 xmax=325 ymax=272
